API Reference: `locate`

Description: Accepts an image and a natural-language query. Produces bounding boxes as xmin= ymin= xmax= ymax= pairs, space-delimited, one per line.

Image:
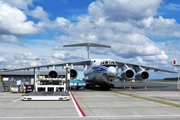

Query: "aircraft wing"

xmin=1 ymin=60 xmax=91 ymax=72
xmin=115 ymin=61 xmax=177 ymax=73
xmin=37 ymin=60 xmax=91 ymax=68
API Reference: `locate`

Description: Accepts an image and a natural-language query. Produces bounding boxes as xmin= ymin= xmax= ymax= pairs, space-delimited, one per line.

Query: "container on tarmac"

xmin=25 ymin=84 xmax=34 ymax=93
xmin=11 ymin=85 xmax=19 ymax=93
xmin=70 ymin=80 xmax=86 ymax=90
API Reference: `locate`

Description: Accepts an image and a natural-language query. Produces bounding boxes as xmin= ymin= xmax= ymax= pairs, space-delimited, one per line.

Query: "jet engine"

xmin=48 ymin=69 xmax=78 ymax=79
xmin=70 ymin=69 xmax=78 ymax=80
xmin=121 ymin=69 xmax=134 ymax=80
xmin=48 ymin=70 xmax=59 ymax=78
xmin=135 ymin=71 xmax=149 ymax=80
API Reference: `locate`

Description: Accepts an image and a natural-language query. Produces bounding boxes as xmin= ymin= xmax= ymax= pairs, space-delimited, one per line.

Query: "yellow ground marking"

xmin=111 ymin=91 xmax=180 ymax=108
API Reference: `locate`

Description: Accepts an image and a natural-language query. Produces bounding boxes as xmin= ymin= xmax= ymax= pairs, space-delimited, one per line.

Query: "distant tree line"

xmin=0 ymin=68 xmax=8 ymax=71
xmin=163 ymin=77 xmax=180 ymax=81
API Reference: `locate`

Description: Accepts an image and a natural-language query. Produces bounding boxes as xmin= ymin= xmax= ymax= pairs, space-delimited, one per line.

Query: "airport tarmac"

xmin=1 ymin=81 xmax=180 ymax=120
xmin=114 ymin=81 xmax=178 ymax=91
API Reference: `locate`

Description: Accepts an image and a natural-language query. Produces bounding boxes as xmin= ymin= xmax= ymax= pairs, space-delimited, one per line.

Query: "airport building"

xmin=0 ymin=70 xmax=66 ymax=92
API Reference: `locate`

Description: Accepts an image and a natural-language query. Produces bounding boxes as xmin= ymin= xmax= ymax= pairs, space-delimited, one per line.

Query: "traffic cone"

xmin=144 ymin=86 xmax=147 ymax=90
xmin=130 ymin=86 xmax=132 ymax=90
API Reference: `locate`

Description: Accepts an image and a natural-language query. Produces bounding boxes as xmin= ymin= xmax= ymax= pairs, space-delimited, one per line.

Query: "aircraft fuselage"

xmin=84 ymin=59 xmax=118 ymax=89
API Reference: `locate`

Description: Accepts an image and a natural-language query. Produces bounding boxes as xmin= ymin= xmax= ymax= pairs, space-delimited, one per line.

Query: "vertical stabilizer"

xmin=63 ymin=42 xmax=111 ymax=59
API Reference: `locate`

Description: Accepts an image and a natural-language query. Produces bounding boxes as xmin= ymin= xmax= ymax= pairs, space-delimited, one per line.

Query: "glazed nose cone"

xmin=107 ymin=66 xmax=116 ymax=76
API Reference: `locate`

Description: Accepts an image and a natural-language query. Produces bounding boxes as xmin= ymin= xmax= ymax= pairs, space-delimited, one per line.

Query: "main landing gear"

xmin=85 ymin=83 xmax=114 ymax=91
xmin=100 ymin=84 xmax=114 ymax=90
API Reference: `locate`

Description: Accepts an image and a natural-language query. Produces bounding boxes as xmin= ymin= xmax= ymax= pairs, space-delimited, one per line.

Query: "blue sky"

xmin=32 ymin=0 xmax=95 ymax=17
xmin=0 ymin=0 xmax=180 ymax=79
xmin=157 ymin=0 xmax=180 ymax=23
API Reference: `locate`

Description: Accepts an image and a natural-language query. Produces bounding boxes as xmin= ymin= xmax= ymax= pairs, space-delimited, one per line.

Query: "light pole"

xmin=177 ymin=60 xmax=180 ymax=90
xmin=35 ymin=58 xmax=40 ymax=66
xmin=172 ymin=59 xmax=180 ymax=90
xmin=33 ymin=58 xmax=40 ymax=88
xmin=178 ymin=68 xmax=180 ymax=90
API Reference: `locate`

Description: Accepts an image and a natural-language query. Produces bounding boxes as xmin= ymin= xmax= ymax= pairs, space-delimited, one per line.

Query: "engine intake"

xmin=135 ymin=71 xmax=149 ymax=80
xmin=48 ymin=69 xmax=78 ymax=79
xmin=121 ymin=69 xmax=134 ymax=80
xmin=48 ymin=70 xmax=58 ymax=78
xmin=70 ymin=69 xmax=78 ymax=80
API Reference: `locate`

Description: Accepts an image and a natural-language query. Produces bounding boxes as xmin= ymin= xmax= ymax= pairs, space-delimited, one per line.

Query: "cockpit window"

xmin=100 ymin=60 xmax=117 ymax=67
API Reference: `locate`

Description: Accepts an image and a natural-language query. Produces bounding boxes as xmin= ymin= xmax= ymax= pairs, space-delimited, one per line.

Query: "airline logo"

xmin=92 ymin=66 xmax=107 ymax=73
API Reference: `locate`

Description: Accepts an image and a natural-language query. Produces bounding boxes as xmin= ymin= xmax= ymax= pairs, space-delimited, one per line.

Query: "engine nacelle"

xmin=135 ymin=71 xmax=149 ymax=80
xmin=70 ymin=69 xmax=78 ymax=80
xmin=48 ymin=70 xmax=58 ymax=78
xmin=48 ymin=69 xmax=78 ymax=79
xmin=121 ymin=69 xmax=134 ymax=80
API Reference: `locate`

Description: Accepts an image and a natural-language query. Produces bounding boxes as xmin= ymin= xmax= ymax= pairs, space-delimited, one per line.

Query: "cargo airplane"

xmin=1 ymin=42 xmax=176 ymax=90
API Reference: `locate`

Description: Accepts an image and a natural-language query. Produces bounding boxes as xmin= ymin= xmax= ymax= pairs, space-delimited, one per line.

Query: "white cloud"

xmin=30 ymin=6 xmax=49 ymax=21
xmin=52 ymin=0 xmax=179 ymax=66
xmin=137 ymin=16 xmax=180 ymax=36
xmin=0 ymin=35 xmax=21 ymax=44
xmin=163 ymin=3 xmax=180 ymax=11
xmin=6 ymin=52 xmax=43 ymax=68
xmin=110 ymin=34 xmax=162 ymax=58
xmin=0 ymin=1 xmax=41 ymax=36
xmin=143 ymin=50 xmax=168 ymax=62
xmin=2 ymin=0 xmax=33 ymax=10
xmin=135 ymin=57 xmax=147 ymax=65
xmin=52 ymin=51 xmax=69 ymax=60
xmin=14 ymin=52 xmax=37 ymax=61
xmin=155 ymin=50 xmax=169 ymax=60
xmin=88 ymin=0 xmax=161 ymax=21
xmin=52 ymin=17 xmax=73 ymax=32
xmin=52 ymin=51 xmax=85 ymax=61
xmin=0 ymin=57 xmax=7 ymax=63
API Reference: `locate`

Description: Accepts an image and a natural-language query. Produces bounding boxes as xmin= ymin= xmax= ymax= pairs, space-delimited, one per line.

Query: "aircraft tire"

xmin=85 ymin=84 xmax=90 ymax=89
xmin=110 ymin=84 xmax=114 ymax=88
xmin=100 ymin=84 xmax=110 ymax=90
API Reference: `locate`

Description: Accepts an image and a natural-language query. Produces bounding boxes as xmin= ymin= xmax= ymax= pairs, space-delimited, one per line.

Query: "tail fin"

xmin=63 ymin=42 xmax=111 ymax=59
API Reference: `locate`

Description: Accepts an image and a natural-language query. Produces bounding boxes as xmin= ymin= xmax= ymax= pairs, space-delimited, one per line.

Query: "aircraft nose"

xmin=107 ymin=66 xmax=117 ymax=76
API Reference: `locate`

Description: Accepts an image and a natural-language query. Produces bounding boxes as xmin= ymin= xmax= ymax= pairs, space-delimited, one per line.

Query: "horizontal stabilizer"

xmin=63 ymin=42 xmax=111 ymax=48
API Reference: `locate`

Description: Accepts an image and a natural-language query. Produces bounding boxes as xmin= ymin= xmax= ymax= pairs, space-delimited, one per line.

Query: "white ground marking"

xmin=69 ymin=91 xmax=84 ymax=117
xmin=1 ymin=115 xmax=180 ymax=119
xmin=12 ymin=98 xmax=21 ymax=102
